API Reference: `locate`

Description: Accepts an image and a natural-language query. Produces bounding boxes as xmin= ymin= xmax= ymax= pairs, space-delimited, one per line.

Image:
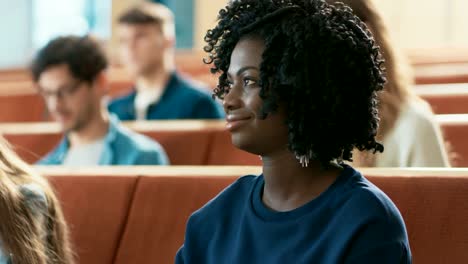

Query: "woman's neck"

xmin=261 ymin=150 xmax=342 ymax=212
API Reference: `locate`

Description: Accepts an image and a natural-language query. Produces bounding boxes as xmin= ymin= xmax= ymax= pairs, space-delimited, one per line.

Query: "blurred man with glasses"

xmin=32 ymin=35 xmax=169 ymax=166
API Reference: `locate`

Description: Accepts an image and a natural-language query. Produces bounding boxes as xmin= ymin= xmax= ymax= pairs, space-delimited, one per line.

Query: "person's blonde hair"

xmin=327 ymin=0 xmax=430 ymax=166
xmin=0 ymin=137 xmax=73 ymax=264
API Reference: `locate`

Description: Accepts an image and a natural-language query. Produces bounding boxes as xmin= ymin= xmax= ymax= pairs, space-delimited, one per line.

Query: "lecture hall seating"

xmin=38 ymin=166 xmax=468 ymax=264
xmin=415 ymin=83 xmax=468 ymax=114
xmin=435 ymin=114 xmax=468 ymax=167
xmin=1 ymin=116 xmax=467 ymax=166
xmin=1 ymin=48 xmax=468 ymax=122
xmin=0 ymin=120 xmax=261 ymax=166
xmin=1 ymin=82 xmax=467 ymax=123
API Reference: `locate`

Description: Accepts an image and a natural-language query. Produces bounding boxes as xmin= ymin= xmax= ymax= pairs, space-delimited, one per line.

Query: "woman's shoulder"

xmin=195 ymin=175 xmax=259 ymax=213
xmin=390 ymin=98 xmax=440 ymax=142
xmin=343 ymin=171 xmax=406 ymax=226
xmin=400 ymin=99 xmax=446 ymax=142
xmin=188 ymin=175 xmax=260 ymax=223
xmin=338 ymin=171 xmax=410 ymax=259
xmin=399 ymin=99 xmax=437 ymax=126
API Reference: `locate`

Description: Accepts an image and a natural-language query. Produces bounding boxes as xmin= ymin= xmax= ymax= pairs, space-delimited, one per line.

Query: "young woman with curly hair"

xmin=176 ymin=0 xmax=411 ymax=263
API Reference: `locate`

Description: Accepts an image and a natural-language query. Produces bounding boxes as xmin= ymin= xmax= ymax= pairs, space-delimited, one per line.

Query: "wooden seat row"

xmin=39 ymin=166 xmax=468 ymax=264
xmin=1 ymin=82 xmax=467 ymax=123
xmin=0 ymin=120 xmax=260 ymax=166
xmin=415 ymin=83 xmax=468 ymax=114
xmin=2 ymin=46 xmax=468 ymax=85
xmin=1 ymin=116 xmax=468 ymax=166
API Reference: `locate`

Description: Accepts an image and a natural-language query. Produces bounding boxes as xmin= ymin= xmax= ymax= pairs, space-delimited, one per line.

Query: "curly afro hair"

xmin=204 ymin=0 xmax=386 ymax=166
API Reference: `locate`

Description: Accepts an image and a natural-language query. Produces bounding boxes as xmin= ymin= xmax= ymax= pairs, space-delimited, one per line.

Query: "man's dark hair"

xmin=204 ymin=0 xmax=386 ymax=165
xmin=31 ymin=35 xmax=107 ymax=83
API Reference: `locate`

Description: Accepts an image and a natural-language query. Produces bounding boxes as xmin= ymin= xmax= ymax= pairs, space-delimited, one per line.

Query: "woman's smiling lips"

xmin=226 ymin=113 xmax=252 ymax=131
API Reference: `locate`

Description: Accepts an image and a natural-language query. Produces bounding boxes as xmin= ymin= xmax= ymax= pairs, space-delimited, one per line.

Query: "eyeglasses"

xmin=38 ymin=81 xmax=83 ymax=100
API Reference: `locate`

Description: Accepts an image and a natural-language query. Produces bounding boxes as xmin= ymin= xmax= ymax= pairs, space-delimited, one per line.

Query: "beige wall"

xmin=452 ymin=0 xmax=468 ymax=45
xmin=109 ymin=0 xmax=468 ymax=51
xmin=193 ymin=0 xmax=228 ymax=50
xmin=193 ymin=0 xmax=468 ymax=50
xmin=374 ymin=0 xmax=467 ymax=48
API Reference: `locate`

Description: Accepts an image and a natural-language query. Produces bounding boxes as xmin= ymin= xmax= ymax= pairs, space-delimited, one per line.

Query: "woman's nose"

xmin=222 ymin=85 xmax=242 ymax=114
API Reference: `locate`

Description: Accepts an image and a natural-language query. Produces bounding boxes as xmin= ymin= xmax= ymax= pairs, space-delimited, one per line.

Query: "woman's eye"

xmin=243 ymin=79 xmax=256 ymax=86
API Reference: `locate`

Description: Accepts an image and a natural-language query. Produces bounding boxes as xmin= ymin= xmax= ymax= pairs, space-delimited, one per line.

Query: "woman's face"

xmin=223 ymin=37 xmax=289 ymax=156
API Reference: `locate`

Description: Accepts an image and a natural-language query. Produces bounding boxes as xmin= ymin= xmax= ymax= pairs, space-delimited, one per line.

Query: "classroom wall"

xmin=374 ymin=0 xmax=468 ymax=49
xmin=0 ymin=0 xmax=32 ymax=69
xmin=1 ymin=0 xmax=467 ymax=69
xmin=452 ymin=0 xmax=468 ymax=45
xmin=193 ymin=0 xmax=226 ymax=50
xmin=192 ymin=0 xmax=468 ymax=50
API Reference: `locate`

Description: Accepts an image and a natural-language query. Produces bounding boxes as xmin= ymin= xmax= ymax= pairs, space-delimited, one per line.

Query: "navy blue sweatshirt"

xmin=176 ymin=165 xmax=411 ymax=264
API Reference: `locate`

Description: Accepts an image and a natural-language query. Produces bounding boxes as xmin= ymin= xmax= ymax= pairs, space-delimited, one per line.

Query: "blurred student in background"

xmin=327 ymin=0 xmax=450 ymax=167
xmin=109 ymin=2 xmax=224 ymax=120
xmin=32 ymin=35 xmax=169 ymax=166
xmin=0 ymin=138 xmax=73 ymax=264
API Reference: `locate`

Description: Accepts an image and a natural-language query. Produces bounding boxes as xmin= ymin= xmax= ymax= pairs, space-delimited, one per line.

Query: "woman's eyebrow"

xmin=228 ymin=66 xmax=259 ymax=77
xmin=236 ymin=66 xmax=258 ymax=76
